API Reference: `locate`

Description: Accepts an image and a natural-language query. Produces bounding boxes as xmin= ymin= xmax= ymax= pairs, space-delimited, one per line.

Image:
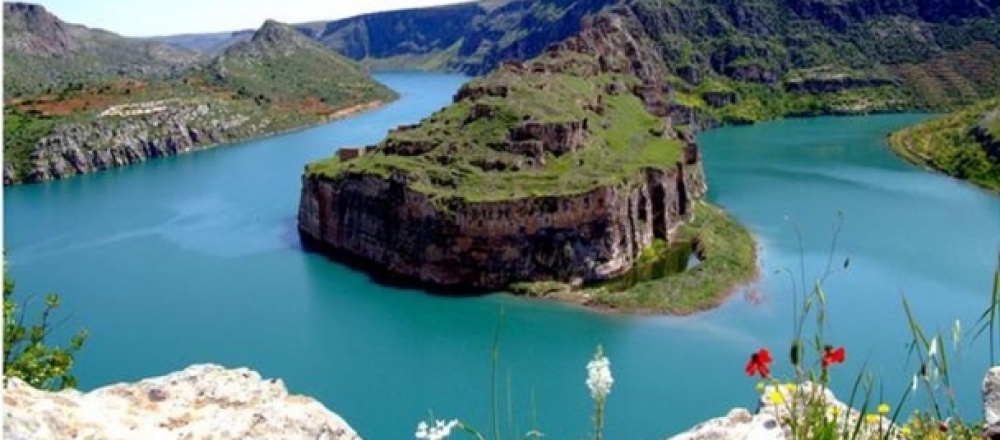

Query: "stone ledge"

xmin=3 ymin=364 xmax=361 ymax=440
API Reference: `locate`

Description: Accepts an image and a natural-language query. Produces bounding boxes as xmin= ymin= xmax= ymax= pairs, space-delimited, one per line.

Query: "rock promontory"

xmin=3 ymin=364 xmax=361 ymax=440
xmin=298 ymin=7 xmax=724 ymax=293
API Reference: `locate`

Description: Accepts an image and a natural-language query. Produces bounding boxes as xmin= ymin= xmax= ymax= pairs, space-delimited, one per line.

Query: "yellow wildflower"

xmin=865 ymin=413 xmax=880 ymax=424
xmin=829 ymin=406 xmax=842 ymax=416
xmin=878 ymin=403 xmax=890 ymax=415
xmin=768 ymin=390 xmax=785 ymax=405
xmin=783 ymin=382 xmax=797 ymax=392
xmin=901 ymin=426 xmax=911 ymax=437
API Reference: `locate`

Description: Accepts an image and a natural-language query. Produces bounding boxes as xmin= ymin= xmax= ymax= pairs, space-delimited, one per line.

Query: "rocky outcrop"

xmin=668 ymin=382 xmax=899 ymax=440
xmin=985 ymin=366 xmax=1000 ymax=439
xmin=11 ymin=102 xmax=271 ymax=184
xmin=299 ymin=158 xmax=706 ymax=289
xmin=3 ymin=364 xmax=361 ymax=440
xmin=297 ymin=5 xmax=716 ymax=291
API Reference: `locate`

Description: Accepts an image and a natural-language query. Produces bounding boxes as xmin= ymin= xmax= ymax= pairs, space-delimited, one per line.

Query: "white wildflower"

xmin=415 ymin=419 xmax=459 ymax=440
xmin=911 ymin=374 xmax=919 ymax=392
xmin=952 ymin=319 xmax=962 ymax=350
xmin=586 ymin=346 xmax=614 ymax=401
xmin=927 ymin=336 xmax=938 ymax=359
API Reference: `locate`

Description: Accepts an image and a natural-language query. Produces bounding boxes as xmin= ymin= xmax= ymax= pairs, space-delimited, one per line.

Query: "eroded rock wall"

xmin=298 ymin=158 xmax=706 ymax=289
xmin=8 ymin=103 xmax=272 ymax=184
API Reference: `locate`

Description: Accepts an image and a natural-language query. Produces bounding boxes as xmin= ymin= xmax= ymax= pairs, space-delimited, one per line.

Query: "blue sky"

xmin=32 ymin=0 xmax=473 ymax=37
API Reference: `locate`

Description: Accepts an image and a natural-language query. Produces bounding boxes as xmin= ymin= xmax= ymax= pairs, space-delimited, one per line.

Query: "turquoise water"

xmin=4 ymin=73 xmax=999 ymax=439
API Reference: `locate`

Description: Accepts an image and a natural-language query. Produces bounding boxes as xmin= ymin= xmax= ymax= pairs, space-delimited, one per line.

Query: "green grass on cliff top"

xmin=306 ymin=70 xmax=683 ymax=202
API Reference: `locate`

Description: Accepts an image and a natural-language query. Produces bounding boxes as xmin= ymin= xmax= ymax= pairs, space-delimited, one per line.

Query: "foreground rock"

xmin=668 ymin=382 xmax=899 ymax=440
xmin=3 ymin=364 xmax=361 ymax=440
xmin=985 ymin=366 xmax=1000 ymax=439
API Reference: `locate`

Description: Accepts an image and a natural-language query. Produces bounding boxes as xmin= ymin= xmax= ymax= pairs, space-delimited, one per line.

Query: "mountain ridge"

xmin=3 ymin=7 xmax=396 ymax=184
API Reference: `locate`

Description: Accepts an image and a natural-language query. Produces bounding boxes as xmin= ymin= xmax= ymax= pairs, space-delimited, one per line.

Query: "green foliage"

xmin=3 ymin=270 xmax=88 ymax=390
xmin=888 ymin=98 xmax=1000 ymax=193
xmin=213 ymin=22 xmax=396 ymax=110
xmin=2 ymin=109 xmax=57 ymax=181
xmin=307 ymin=70 xmax=682 ymax=202
xmin=587 ymin=202 xmax=758 ymax=314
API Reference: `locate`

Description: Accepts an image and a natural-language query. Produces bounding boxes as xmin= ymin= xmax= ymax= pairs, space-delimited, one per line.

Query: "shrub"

xmin=3 ymin=269 xmax=88 ymax=390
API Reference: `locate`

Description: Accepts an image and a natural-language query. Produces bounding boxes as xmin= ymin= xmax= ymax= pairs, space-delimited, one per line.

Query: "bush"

xmin=3 ymin=270 xmax=88 ymax=390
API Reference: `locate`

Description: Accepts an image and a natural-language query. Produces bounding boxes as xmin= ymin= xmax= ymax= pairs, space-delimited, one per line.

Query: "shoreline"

xmin=300 ymin=200 xmax=761 ymax=317
xmin=885 ymin=114 xmax=1000 ymax=195
xmin=518 ymin=202 xmax=761 ymax=316
xmin=4 ymin=97 xmax=395 ymax=187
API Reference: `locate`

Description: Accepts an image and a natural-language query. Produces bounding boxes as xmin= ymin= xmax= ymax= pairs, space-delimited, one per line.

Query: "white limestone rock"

xmin=667 ymin=408 xmax=786 ymax=440
xmin=667 ymin=382 xmax=900 ymax=440
xmin=985 ymin=366 xmax=1000 ymax=439
xmin=3 ymin=364 xmax=361 ymax=440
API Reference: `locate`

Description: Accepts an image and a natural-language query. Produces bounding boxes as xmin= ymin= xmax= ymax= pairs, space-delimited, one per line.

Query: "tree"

xmin=3 ymin=269 xmax=88 ymax=390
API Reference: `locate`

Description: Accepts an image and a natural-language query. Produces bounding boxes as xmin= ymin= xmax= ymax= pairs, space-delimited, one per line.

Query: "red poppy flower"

xmin=822 ymin=345 xmax=846 ymax=368
xmin=745 ymin=348 xmax=773 ymax=378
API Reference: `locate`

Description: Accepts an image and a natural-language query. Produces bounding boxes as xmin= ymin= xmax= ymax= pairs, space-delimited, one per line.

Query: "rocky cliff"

xmin=298 ymin=7 xmax=715 ymax=290
xmin=9 ymin=101 xmax=270 ymax=183
xmin=4 ymin=13 xmax=395 ymax=185
xmin=158 ymin=0 xmax=1000 ymax=112
xmin=3 ymin=364 xmax=361 ymax=440
xmin=299 ymin=158 xmax=705 ymax=288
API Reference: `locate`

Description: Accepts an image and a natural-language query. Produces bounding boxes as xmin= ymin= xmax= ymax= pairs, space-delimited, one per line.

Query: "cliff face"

xmin=11 ymin=102 xmax=269 ymax=184
xmin=3 ymin=364 xmax=361 ymax=440
xmin=299 ymin=157 xmax=705 ymax=288
xmin=298 ymin=6 xmax=712 ymax=290
xmin=4 ymin=15 xmax=395 ymax=185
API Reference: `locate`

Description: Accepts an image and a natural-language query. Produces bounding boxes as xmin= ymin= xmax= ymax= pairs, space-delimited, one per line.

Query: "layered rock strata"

xmin=298 ymin=6 xmax=714 ymax=290
xmin=299 ymin=155 xmax=706 ymax=289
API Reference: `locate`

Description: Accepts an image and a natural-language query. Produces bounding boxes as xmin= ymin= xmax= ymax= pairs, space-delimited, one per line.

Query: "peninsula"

xmin=297 ymin=6 xmax=757 ymax=314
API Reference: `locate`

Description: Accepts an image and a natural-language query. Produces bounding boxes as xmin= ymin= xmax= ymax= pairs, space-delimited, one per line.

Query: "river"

xmin=4 ymin=73 xmax=999 ymax=439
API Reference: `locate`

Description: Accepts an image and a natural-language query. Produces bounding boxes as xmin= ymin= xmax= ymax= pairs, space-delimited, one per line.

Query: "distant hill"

xmin=3 ymin=2 xmax=203 ymax=96
xmin=153 ymin=0 xmax=1000 ymax=109
xmin=208 ymin=20 xmax=394 ymax=109
xmin=154 ymin=0 xmax=616 ymax=75
xmin=3 ymin=6 xmax=396 ymax=184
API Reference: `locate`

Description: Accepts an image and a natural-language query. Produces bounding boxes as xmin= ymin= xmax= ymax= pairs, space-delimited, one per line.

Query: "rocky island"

xmin=298 ymin=6 xmax=757 ymax=313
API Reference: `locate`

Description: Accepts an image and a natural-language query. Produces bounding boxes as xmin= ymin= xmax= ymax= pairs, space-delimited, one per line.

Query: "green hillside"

xmin=209 ymin=20 xmax=395 ymax=112
xmin=888 ymin=98 xmax=1000 ymax=193
xmin=2 ymin=4 xmax=396 ymax=184
xmin=2 ymin=3 xmax=202 ymax=96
